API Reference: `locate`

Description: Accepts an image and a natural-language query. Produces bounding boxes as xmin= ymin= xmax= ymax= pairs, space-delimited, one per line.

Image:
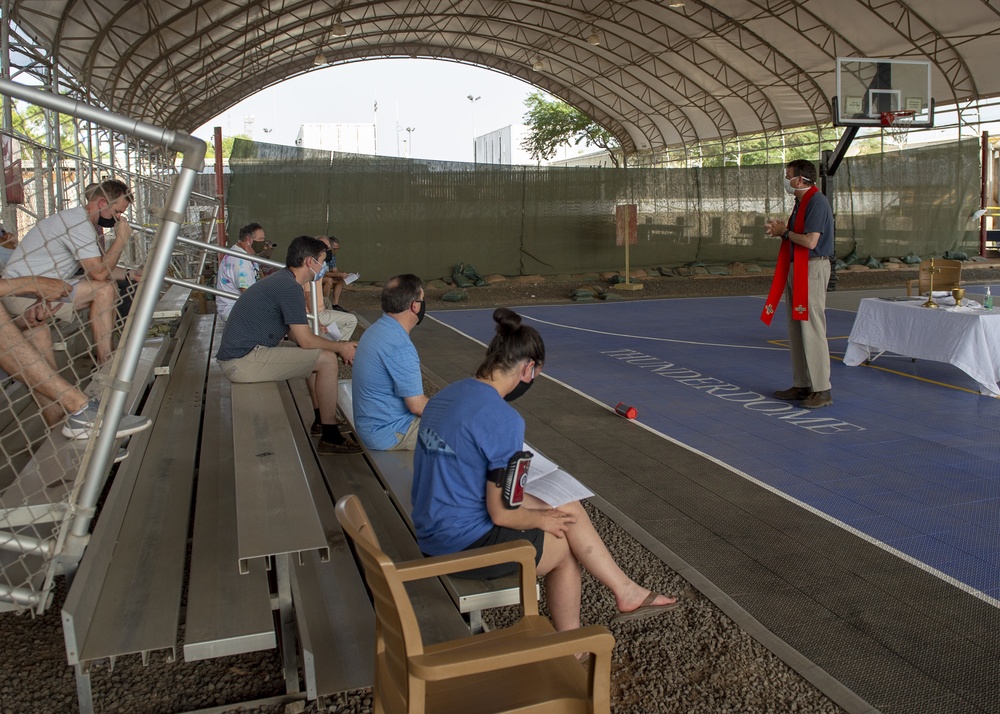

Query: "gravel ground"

xmin=342 ymin=259 xmax=1000 ymax=314
xmin=0 ymin=502 xmax=842 ymax=714
xmin=4 ymin=260 xmax=997 ymax=714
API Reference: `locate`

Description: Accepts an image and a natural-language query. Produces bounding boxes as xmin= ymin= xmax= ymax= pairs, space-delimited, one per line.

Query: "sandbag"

xmin=452 ymin=264 xmax=474 ymax=288
xmin=441 ymin=289 xmax=468 ymax=302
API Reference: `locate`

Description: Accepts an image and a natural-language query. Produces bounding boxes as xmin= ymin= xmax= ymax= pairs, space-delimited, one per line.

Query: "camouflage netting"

xmin=227 ymin=138 xmax=982 ymax=281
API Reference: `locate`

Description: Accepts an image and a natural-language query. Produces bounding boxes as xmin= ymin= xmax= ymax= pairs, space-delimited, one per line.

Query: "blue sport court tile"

xmin=433 ymin=299 xmax=1000 ymax=599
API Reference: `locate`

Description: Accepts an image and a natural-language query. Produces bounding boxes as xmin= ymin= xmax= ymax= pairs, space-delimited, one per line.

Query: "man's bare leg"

xmin=72 ymin=280 xmax=117 ymax=365
xmin=312 ymin=351 xmax=359 ymax=453
xmin=313 ymin=351 xmax=340 ymax=424
xmin=0 ymin=311 xmax=88 ymax=421
xmin=306 ymin=373 xmax=320 ymax=410
xmin=20 ymin=323 xmax=70 ymax=424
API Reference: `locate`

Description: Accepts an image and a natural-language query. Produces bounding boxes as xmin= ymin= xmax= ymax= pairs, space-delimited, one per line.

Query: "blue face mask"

xmin=311 ymin=261 xmax=329 ymax=282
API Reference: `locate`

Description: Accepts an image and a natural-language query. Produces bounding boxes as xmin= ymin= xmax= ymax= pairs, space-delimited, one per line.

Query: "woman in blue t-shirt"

xmin=412 ymin=307 xmax=679 ymax=632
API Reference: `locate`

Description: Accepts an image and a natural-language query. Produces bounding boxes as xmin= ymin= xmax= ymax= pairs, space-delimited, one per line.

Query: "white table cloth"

xmin=844 ymin=297 xmax=1000 ymax=397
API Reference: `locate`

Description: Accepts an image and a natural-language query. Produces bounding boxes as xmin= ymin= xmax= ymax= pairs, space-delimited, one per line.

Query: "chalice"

xmin=951 ymin=287 xmax=966 ymax=308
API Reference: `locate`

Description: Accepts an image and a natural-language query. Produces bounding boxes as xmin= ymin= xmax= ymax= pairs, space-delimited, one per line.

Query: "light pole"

xmin=405 ymin=126 xmax=415 ymax=158
xmin=467 ymin=94 xmax=481 ymax=163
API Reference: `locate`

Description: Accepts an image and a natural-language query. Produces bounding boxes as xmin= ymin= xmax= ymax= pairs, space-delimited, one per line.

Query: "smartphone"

xmin=499 ymin=450 xmax=533 ymax=509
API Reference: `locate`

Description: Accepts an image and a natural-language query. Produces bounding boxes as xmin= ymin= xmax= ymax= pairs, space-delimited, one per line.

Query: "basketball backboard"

xmin=834 ymin=57 xmax=933 ymax=127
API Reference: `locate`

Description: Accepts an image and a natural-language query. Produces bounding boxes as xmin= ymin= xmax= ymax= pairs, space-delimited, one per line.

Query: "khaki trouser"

xmin=219 ymin=344 xmax=321 ymax=382
xmin=388 ymin=416 xmax=421 ymax=451
xmin=317 ymin=309 xmax=358 ymax=341
xmin=785 ymin=257 xmax=831 ymax=392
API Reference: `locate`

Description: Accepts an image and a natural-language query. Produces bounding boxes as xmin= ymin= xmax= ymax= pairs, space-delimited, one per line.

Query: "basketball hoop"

xmin=880 ymin=110 xmax=916 ymax=147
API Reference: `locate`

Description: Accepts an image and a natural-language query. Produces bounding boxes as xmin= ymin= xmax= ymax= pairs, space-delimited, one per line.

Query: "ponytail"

xmin=475 ymin=308 xmax=545 ymax=379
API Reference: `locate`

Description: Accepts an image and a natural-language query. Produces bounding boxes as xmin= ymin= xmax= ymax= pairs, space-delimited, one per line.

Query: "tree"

xmin=521 ymin=92 xmax=622 ymax=167
xmin=203 ymin=134 xmax=248 ymax=160
xmin=2 ymin=100 xmax=79 ymax=152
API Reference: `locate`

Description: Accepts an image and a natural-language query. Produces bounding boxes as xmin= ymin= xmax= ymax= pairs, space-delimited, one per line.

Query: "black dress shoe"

xmin=774 ymin=386 xmax=811 ymax=400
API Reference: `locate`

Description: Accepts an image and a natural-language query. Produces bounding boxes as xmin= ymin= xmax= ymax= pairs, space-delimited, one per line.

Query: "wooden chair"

xmin=335 ymin=494 xmax=615 ymax=714
xmin=906 ymin=258 xmax=962 ymax=296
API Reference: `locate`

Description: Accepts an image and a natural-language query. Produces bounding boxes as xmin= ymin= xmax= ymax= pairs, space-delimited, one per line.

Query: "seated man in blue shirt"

xmin=352 ymin=274 xmax=428 ymax=450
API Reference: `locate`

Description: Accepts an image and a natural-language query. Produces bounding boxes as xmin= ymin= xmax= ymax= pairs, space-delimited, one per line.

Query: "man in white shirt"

xmin=310 ymin=235 xmax=357 ymax=341
xmin=1 ymin=179 xmax=134 ymax=366
xmin=216 ymin=222 xmax=265 ymax=322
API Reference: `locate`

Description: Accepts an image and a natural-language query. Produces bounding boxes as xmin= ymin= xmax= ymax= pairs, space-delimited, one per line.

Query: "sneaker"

xmin=317 ymin=436 xmax=362 ymax=455
xmin=313 ymin=419 xmax=351 ymax=436
xmin=62 ymin=398 xmax=152 ymax=440
xmin=71 ymin=442 xmax=129 ymax=463
xmin=774 ymin=386 xmax=811 ymax=400
xmin=802 ymin=390 xmax=833 ymax=409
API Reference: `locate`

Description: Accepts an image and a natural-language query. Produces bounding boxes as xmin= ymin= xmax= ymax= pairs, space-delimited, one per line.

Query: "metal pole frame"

xmin=981 ymin=130 xmax=989 ymax=257
xmin=0 ymin=79 xmax=208 ymax=549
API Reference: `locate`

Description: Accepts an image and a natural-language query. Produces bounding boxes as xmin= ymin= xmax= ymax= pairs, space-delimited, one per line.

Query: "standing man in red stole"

xmin=762 ymin=159 xmax=835 ymax=409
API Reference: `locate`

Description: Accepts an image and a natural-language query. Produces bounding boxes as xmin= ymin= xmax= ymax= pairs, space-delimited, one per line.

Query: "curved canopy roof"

xmin=9 ymin=0 xmax=1000 ymax=154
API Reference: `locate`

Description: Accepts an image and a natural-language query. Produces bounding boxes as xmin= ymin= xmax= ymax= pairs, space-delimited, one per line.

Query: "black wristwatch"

xmin=782 ymin=229 xmax=790 ymax=240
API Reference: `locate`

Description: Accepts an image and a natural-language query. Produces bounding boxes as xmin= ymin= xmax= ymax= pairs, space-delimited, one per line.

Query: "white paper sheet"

xmin=344 ymin=272 xmax=360 ymax=285
xmin=523 ymin=444 xmax=594 ymax=507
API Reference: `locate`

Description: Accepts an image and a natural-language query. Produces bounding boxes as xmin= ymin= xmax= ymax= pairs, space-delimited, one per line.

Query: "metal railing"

xmin=0 ymin=78 xmax=207 ymax=612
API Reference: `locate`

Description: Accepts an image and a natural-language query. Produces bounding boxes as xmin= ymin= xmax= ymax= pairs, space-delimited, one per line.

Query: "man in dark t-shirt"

xmin=216 ymin=235 xmax=360 ymax=454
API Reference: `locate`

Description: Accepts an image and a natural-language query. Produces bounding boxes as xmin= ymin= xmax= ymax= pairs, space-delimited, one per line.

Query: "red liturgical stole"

xmin=760 ymin=186 xmax=818 ymax=325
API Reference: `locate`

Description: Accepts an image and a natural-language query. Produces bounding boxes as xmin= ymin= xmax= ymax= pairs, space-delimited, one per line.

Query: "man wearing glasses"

xmin=352 ymin=274 xmax=428 ymax=451
xmin=216 ymin=235 xmax=361 ymax=454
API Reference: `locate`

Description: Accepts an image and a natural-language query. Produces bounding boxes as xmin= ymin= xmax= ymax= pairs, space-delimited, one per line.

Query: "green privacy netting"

xmin=227 ymin=138 xmax=982 ymax=281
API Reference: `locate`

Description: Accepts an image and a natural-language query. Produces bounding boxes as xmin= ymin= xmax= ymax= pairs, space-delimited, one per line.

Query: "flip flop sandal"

xmin=610 ymin=592 xmax=681 ymax=623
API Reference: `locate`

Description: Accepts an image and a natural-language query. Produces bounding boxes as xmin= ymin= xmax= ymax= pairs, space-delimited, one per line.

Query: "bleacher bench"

xmin=285 ymin=379 xmax=470 ymax=648
xmin=337 ymin=379 xmax=537 ymax=633
xmin=228 ymin=377 xmax=374 ymax=699
xmin=63 ymin=316 xmax=378 ymax=713
xmin=63 ymin=313 xmax=214 ymax=712
xmin=0 ymin=285 xmax=189 ymax=614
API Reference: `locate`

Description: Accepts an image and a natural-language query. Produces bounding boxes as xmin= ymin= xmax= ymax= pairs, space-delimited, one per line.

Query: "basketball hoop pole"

xmin=982 ymin=130 xmax=989 ymax=257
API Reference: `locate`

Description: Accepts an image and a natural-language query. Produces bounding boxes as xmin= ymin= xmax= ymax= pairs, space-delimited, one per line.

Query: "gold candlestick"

xmin=922 ymin=258 xmax=941 ymax=308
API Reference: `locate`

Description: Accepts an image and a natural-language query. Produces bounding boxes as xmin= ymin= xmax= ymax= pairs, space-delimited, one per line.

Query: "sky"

xmin=193 ymin=59 xmax=543 ymax=163
xmin=191 ymin=57 xmax=1000 ymax=165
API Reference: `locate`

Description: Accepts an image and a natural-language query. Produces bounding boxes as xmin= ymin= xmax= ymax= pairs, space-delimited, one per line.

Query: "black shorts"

xmin=449 ymin=524 xmax=545 ymax=580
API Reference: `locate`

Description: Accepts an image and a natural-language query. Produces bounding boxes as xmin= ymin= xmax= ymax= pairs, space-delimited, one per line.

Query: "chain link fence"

xmin=0 ymin=113 xmax=213 ymax=612
xmin=226 ymin=136 xmax=981 ymax=282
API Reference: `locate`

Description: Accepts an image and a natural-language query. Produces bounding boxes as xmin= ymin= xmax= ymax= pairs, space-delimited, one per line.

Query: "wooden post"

xmin=614 ymin=203 xmax=643 ymax=291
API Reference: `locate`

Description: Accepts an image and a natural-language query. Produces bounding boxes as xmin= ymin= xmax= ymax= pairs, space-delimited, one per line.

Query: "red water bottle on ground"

xmin=615 ymin=402 xmax=637 ymax=419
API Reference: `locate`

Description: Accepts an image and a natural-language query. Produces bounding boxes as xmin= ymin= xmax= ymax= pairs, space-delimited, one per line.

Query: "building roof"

xmin=9 ymin=0 xmax=1000 ymax=155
